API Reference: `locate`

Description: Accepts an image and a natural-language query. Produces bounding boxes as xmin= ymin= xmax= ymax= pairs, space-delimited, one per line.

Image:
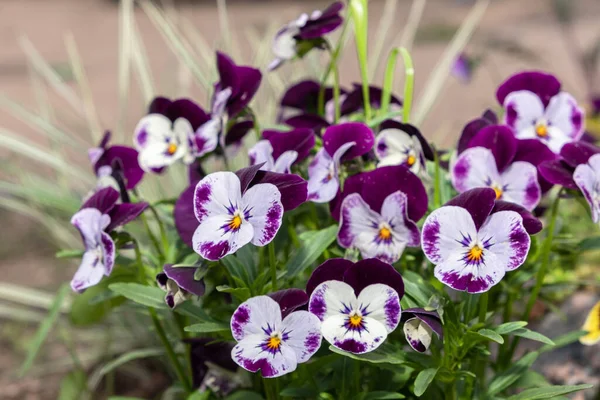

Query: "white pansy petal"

xmin=574 ymin=161 xmax=600 ymax=223
xmin=322 ymin=314 xmax=388 ymax=354
xmin=192 ymin=215 xmax=254 ymax=261
xmin=331 ymin=141 xmax=356 ymax=165
xmin=337 ymin=193 xmax=381 ymax=249
xmin=404 ymin=318 xmax=433 ymax=352
xmin=381 ymin=191 xmax=420 ymax=247
xmin=281 ymin=311 xmax=322 ymax=363
xmin=544 ymin=126 xmax=573 ymax=154
xmin=194 ymin=119 xmax=221 ymax=157
xmin=213 ymin=87 xmax=232 ymax=117
xmin=421 ymin=206 xmax=478 ymax=264
xmin=308 ymin=280 xmax=357 ymax=321
xmin=242 ymin=183 xmax=283 ymax=246
xmin=231 ymin=296 xmax=282 ymax=341
xmin=272 ymin=26 xmax=298 ymax=60
xmin=500 ymin=161 xmax=541 ymax=211
xmin=375 ymin=129 xmax=412 ymax=162
xmin=248 ymin=140 xmax=275 ymax=170
xmin=232 ymin=334 xmax=298 ymax=378
xmin=478 ymin=211 xmax=530 ymax=271
xmin=138 ymin=143 xmax=178 ymax=170
xmin=133 ymin=114 xmax=172 ymax=149
xmin=434 ymin=250 xmax=505 ymax=293
xmin=193 ymin=172 xmax=243 ymax=223
xmin=545 ymin=92 xmax=584 ymax=139
xmin=70 ymin=250 xmax=107 ymax=293
xmin=451 ymin=147 xmax=500 ymax=193
xmin=503 ymin=90 xmax=545 ymax=134
xmin=307 ymin=148 xmax=338 ymax=203
xmin=273 ymin=150 xmax=298 ymax=173
xmin=357 ymin=284 xmax=401 ymax=333
xmin=71 ymin=208 xmax=110 ymax=249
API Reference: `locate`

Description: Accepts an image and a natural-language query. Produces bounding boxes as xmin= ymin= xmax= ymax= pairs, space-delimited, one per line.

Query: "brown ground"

xmin=1 ymin=0 xmax=600 ymax=398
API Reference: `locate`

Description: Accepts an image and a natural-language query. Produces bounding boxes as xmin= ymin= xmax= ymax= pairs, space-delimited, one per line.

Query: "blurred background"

xmin=1 ymin=0 xmax=600 ymax=398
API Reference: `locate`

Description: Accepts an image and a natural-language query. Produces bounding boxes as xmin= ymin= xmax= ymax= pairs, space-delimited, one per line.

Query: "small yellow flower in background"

xmin=580 ymin=300 xmax=600 ymax=346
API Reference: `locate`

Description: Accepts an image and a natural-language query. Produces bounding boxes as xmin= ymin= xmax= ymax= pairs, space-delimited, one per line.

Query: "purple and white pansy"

xmin=307 ymin=122 xmax=375 ymax=202
xmin=451 ymin=125 xmax=542 ymax=211
xmin=89 ymin=131 xmax=144 ymax=191
xmin=497 ymin=71 xmax=585 ymax=153
xmin=374 ymin=120 xmax=434 ymax=175
xmin=307 ymin=258 xmax=404 ymax=354
xmin=538 ymin=141 xmax=600 ymax=191
xmin=156 ymin=264 xmax=206 ymax=309
xmin=400 ymin=308 xmax=443 ymax=353
xmin=230 ymin=295 xmax=322 ymax=378
xmin=574 ymin=153 xmax=600 ymax=225
xmin=269 ymin=2 xmax=344 ymax=71
xmin=71 ymin=187 xmax=148 ymax=292
xmin=422 ymin=188 xmax=541 ymax=293
xmin=248 ymin=128 xmax=315 ymax=173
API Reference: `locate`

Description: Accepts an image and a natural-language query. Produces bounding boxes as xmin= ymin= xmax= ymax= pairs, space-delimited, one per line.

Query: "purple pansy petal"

xmin=323 ymin=122 xmax=374 ymax=161
xmin=479 ymin=210 xmax=530 ymax=271
xmin=186 ymin=338 xmax=237 ymax=389
xmin=445 ymin=188 xmax=496 ymax=231
xmin=513 ymin=139 xmax=557 ymax=193
xmin=263 ymin=128 xmax=315 ymax=163
xmin=468 ymin=125 xmax=517 ymax=172
xmin=228 ymin=66 xmax=262 ymax=116
xmin=545 ymin=92 xmax=585 ymax=140
xmin=279 ymin=311 xmax=322 ymax=362
xmin=106 ymin=202 xmax=148 ymax=232
xmin=538 ymin=159 xmax=578 ymax=189
xmin=452 ymin=53 xmax=472 ymax=83
xmin=305 ymin=258 xmax=353 ymax=297
xmin=169 ymin=99 xmax=211 ymax=131
xmin=163 ymin=264 xmax=205 ymax=297
xmin=451 ymin=147 xmax=501 ymax=194
xmin=403 ymin=314 xmax=442 ymax=352
xmin=242 ymin=183 xmax=283 ymax=246
xmin=249 ymin=170 xmax=308 ymax=211
xmin=235 ymin=164 xmax=264 ymax=194
xmin=499 ymin=162 xmax=541 ymax=211
xmin=574 ymin=154 xmax=600 ymax=223
xmin=95 ymin=146 xmax=145 ymax=189
xmin=231 ymin=296 xmax=282 ymax=342
xmin=284 ymin=114 xmax=330 ymax=134
xmin=148 ymin=96 xmax=173 ymax=115
xmin=496 ymin=71 xmax=561 ymax=107
xmin=401 ymin=309 xmax=443 ymax=341
xmin=560 ymin=141 xmax=600 ymax=168
xmin=457 ymin=110 xmax=496 ymax=154
xmin=356 ymin=284 xmax=401 ymax=332
xmin=216 ymin=51 xmax=241 ymax=97
xmin=343 ymin=258 xmax=405 ymax=299
xmin=491 ymin=200 xmax=542 ymax=235
xmin=225 ymin=120 xmax=254 ymax=146
xmin=280 ymin=80 xmax=322 ymax=113
xmin=341 ymin=84 xmax=402 ymax=116
xmin=82 ymin=187 xmax=119 ymax=214
xmin=193 ymin=172 xmax=242 ymax=224
xmin=175 ymin=185 xmax=197 ymax=248
xmin=268 ymin=289 xmax=309 ymax=318
xmin=100 ymin=231 xmax=115 ymax=275
xmin=298 ymin=2 xmax=344 ymax=39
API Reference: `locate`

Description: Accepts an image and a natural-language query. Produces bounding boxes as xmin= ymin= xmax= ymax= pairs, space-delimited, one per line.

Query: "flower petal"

xmin=280 ymin=80 xmax=322 ymax=113
xmin=496 ymin=71 xmax=561 ymax=107
xmin=343 ymin=258 xmax=405 ymax=299
xmin=545 ymin=92 xmax=584 ymax=140
xmin=193 ymin=214 xmax=254 ymax=260
xmin=337 ymin=193 xmax=381 ymax=249
xmin=106 ymin=202 xmax=148 ymax=232
xmin=323 ymin=122 xmax=374 ymax=161
xmin=308 ymin=280 xmax=356 ymax=321
xmin=538 ymin=159 xmax=578 ymax=189
xmin=95 ymin=145 xmax=144 ymax=189
xmin=306 ymin=258 xmax=353 ymax=297
xmin=81 ymin=187 xmax=119 ymax=215
xmin=451 ymin=147 xmax=501 ymax=194
xmin=379 ymin=120 xmax=434 ymax=161
xmin=491 ymin=201 xmax=542 ymax=235
xmin=560 ymin=141 xmax=600 ymax=168
xmin=467 ymin=125 xmax=517 ymax=172
xmin=263 ymin=128 xmax=315 ymax=163
xmin=478 ymin=210 xmax=530 ymax=271
xmin=403 ymin=317 xmax=434 ymax=352
xmin=375 ymin=128 xmax=413 ymax=164
xmin=381 ymin=191 xmax=420 ymax=247
xmin=71 ymin=208 xmax=110 ymax=249
xmin=194 ymin=172 xmax=243 ymax=223
xmin=268 ymin=289 xmax=309 ymax=318
xmin=434 ymin=249 xmax=504 ymax=293
xmin=445 ymin=188 xmax=496 ymax=231
xmin=284 ymin=113 xmax=330 ymax=134
xmin=307 ymin=148 xmax=339 ymax=203
xmin=163 ymin=265 xmax=205 ymax=297
xmin=242 ymin=183 xmax=283 ymax=246
xmin=322 ymin=314 xmax=388 ymax=354
xmin=249 ymin=140 xmax=275 ymax=170
xmin=71 ymin=250 xmax=108 ymax=293
xmin=280 ymin=311 xmax=322 ymax=362
xmin=513 ymin=139 xmax=557 ymax=193
xmin=224 ymin=120 xmax=254 ymax=147
xmin=168 ymin=99 xmax=211 ymax=130
xmin=457 ymin=111 xmax=496 ymax=154
xmin=231 ymin=296 xmax=283 ymax=341
xmin=100 ymin=231 xmax=115 ymax=276
xmin=503 ymin=90 xmax=545 ymax=136
xmin=247 ymin=170 xmax=308 ymax=211
xmin=174 ymin=185 xmax=197 ymax=248
xmin=421 ymin=206 xmax=478 ymax=265
xmin=500 ymin=161 xmax=541 ymax=211
xmin=574 ymin=156 xmax=600 ymax=223
xmin=232 ymin=335 xmax=298 ymax=378
xmin=273 ymin=151 xmax=298 ymax=173
xmin=356 ymin=284 xmax=401 ymax=332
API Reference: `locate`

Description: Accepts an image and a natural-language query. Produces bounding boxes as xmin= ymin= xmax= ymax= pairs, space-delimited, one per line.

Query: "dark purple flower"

xmin=71 ymin=188 xmax=148 ymax=292
xmin=248 ymin=128 xmax=316 ymax=173
xmin=400 ymin=308 xmax=443 ymax=353
xmin=539 ymin=141 xmax=600 ymax=190
xmin=307 ymin=258 xmax=404 ymax=354
xmin=279 ymin=80 xmax=346 ymax=124
xmin=284 ymin=113 xmax=331 ymax=134
xmin=214 ymin=52 xmax=262 ymax=117
xmin=156 ymin=264 xmax=205 ymax=309
xmin=456 ymin=110 xmax=498 ymax=155
xmin=422 ymin=188 xmax=539 ymax=294
xmin=269 ymin=2 xmax=344 ymax=70
xmin=89 ymin=131 xmax=144 ymax=190
xmin=375 ymin=120 xmax=433 ymax=176
xmin=340 ymin=84 xmax=403 ymax=117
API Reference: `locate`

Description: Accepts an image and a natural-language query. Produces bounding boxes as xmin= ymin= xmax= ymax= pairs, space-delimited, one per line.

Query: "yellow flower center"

xmin=167 ymin=143 xmax=178 ymax=155
xmin=267 ymin=335 xmax=281 ymax=350
xmin=407 ymin=154 xmax=416 ymax=166
xmin=378 ymin=226 xmax=392 ymax=241
xmin=535 ymin=123 xmax=548 ymax=138
xmin=492 ymin=186 xmax=503 ymax=200
xmin=349 ymin=314 xmax=363 ymax=328
xmin=467 ymin=245 xmax=483 ymax=262
xmin=228 ymin=214 xmax=242 ymax=231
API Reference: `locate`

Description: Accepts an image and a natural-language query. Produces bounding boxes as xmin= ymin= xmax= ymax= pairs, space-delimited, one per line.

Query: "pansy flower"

xmin=374 ymin=120 xmax=434 ymax=175
xmin=307 ymin=122 xmax=375 ymax=202
xmin=451 ymin=125 xmax=542 ymax=210
xmin=539 ymin=141 xmax=600 ymax=191
xmin=89 ymin=131 xmax=144 ymax=190
xmin=279 ymin=79 xmax=347 ymax=127
xmin=307 ymin=258 xmax=404 ymax=354
xmin=421 ymin=188 xmax=541 ymax=293
xmin=230 ymin=295 xmax=322 ymax=378
xmin=497 ymin=71 xmax=585 ymax=153
xmin=248 ymin=128 xmax=315 ymax=173
xmin=156 ymin=264 xmax=205 ymax=309
xmin=214 ymin=52 xmax=262 ymax=118
xmin=71 ymin=187 xmax=148 ymax=292
xmin=340 ymin=84 xmax=403 ymax=118
xmin=400 ymin=308 xmax=443 ymax=353
xmin=269 ymin=2 xmax=344 ymax=71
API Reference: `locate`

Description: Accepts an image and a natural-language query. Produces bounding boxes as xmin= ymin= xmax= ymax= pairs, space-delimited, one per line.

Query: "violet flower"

xmin=307 ymin=258 xmax=404 ymax=354
xmin=374 ymin=120 xmax=434 ymax=176
xmin=422 ymin=188 xmax=541 ymax=294
xmin=269 ymin=2 xmax=344 ymax=71
xmin=156 ymin=264 xmax=205 ymax=309
xmin=89 ymin=131 xmax=144 ymax=190
xmin=340 ymin=84 xmax=403 ymax=117
xmin=451 ymin=125 xmax=542 ymax=211
xmin=307 ymin=122 xmax=375 ymax=203
xmin=230 ymin=295 xmax=322 ymax=378
xmin=497 ymin=71 xmax=585 ymax=153
xmin=279 ymin=79 xmax=347 ymax=126
xmin=71 ymin=187 xmax=148 ymax=292
xmin=401 ymin=308 xmax=443 ymax=353
xmin=248 ymin=128 xmax=315 ymax=173
xmin=538 ymin=141 xmax=600 ymax=192
xmin=214 ymin=51 xmax=262 ymax=118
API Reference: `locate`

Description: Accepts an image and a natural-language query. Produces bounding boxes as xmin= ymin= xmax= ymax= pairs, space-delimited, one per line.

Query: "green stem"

xmin=148 ymin=205 xmax=169 ymax=254
xmin=268 ymin=242 xmax=277 ymax=291
xmin=318 ymin=20 xmax=350 ymax=116
xmin=478 ymin=292 xmax=488 ymax=323
xmin=332 ymin=63 xmax=341 ymax=123
xmin=399 ymin=47 xmax=415 ymax=123
xmin=148 ymin=308 xmax=192 ymax=393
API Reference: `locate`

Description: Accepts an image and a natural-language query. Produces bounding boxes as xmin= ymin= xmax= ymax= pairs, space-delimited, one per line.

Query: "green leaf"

xmin=184 ymin=321 xmax=230 ymax=333
xmin=414 ymin=367 xmax=439 ymax=397
xmin=506 ymin=384 xmax=594 ymax=400
xmin=285 ymin=225 xmax=338 ymax=278
xmin=514 ymin=370 xmax=551 ymax=389
xmin=187 ymin=391 xmax=211 ymax=400
xmin=494 ymin=321 xmax=528 ymax=335
xmin=221 ymin=255 xmax=251 ymax=286
xmin=488 ymin=352 xmax=539 ymax=396
xmin=97 ymin=348 xmax=163 ymax=378
xmin=361 ymin=392 xmax=406 ymax=399
xmin=216 ymin=285 xmax=251 ymax=302
xmin=329 ymin=344 xmax=406 ymax=365
xmin=510 ymin=328 xmax=554 ymax=345
xmin=540 ymin=330 xmax=587 ymax=353
xmin=471 ymin=329 xmax=505 ymax=344
xmin=19 ymin=284 xmax=69 ymax=376
xmin=55 ymin=249 xmax=84 ymax=259
xmin=225 ymin=391 xmax=265 ymax=400
xmin=402 ymin=270 xmax=434 ymax=306
xmin=108 ymin=283 xmax=167 ymax=309
xmin=57 ymin=369 xmax=87 ymax=400
xmin=578 ymin=236 xmax=600 ymax=251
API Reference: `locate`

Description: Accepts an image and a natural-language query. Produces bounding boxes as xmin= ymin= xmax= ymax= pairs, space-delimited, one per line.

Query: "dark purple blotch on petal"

xmin=334 ymin=338 xmax=368 ymax=353
xmin=491 ymin=201 xmax=542 ymax=235
xmin=496 ymin=71 xmax=561 ymax=107
xmin=343 ymin=258 xmax=404 ymax=299
xmin=323 ymin=122 xmax=375 ymax=160
xmin=163 ymin=264 xmax=206 ymax=297
xmin=306 ymin=258 xmax=353 ymax=296
xmin=446 ymin=188 xmax=496 ymax=231
xmin=268 ymin=289 xmax=308 ymax=318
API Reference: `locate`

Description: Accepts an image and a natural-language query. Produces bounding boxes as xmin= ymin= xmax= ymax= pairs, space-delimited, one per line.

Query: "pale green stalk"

xmin=117 ymin=0 xmax=133 ymax=141
xmin=349 ymin=0 xmax=371 ymax=121
xmin=395 ymin=0 xmax=427 ymax=51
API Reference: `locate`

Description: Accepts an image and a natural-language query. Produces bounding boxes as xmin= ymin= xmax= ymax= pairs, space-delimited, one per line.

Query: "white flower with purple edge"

xmin=192 ymin=171 xmax=284 ymax=261
xmin=231 ymin=295 xmax=322 ymax=378
xmin=421 ymin=188 xmax=541 ymax=294
xmin=374 ymin=120 xmax=433 ymax=176
xmin=307 ymin=258 xmax=404 ymax=354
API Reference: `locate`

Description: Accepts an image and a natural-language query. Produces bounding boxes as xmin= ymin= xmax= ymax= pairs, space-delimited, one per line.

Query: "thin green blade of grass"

xmin=0 ymin=181 xmax=80 ymax=214
xmin=0 ymin=304 xmax=46 ymax=322
xmin=0 ymin=282 xmax=72 ymax=311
